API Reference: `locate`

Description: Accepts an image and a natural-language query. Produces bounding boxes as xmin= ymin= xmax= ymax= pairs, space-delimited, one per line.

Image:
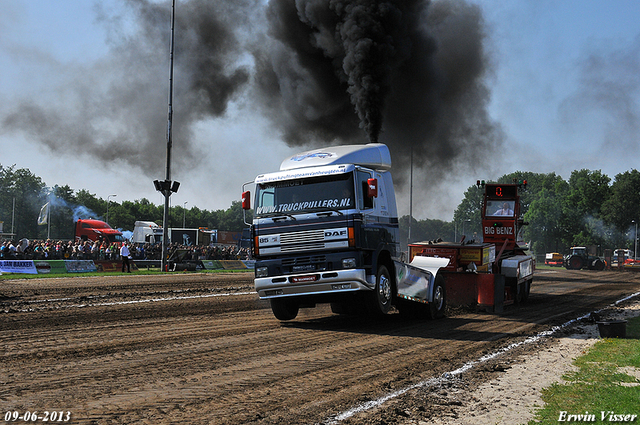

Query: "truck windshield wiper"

xmin=263 ymin=213 xmax=296 ymax=221
xmin=316 ymin=209 xmax=344 ymax=217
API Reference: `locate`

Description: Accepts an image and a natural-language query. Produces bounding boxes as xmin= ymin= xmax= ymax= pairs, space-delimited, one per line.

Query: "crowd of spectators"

xmin=0 ymin=239 xmax=251 ymax=262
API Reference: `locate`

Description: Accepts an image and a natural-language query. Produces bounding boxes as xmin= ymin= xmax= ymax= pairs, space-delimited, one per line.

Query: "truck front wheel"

xmin=270 ymin=298 xmax=299 ymax=321
xmin=367 ymin=265 xmax=393 ymax=316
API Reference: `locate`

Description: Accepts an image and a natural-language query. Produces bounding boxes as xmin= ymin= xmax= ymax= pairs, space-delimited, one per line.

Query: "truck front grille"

xmin=257 ymin=226 xmax=349 ymax=255
xmin=281 ymin=243 xmax=325 ymax=252
xmin=280 ymin=229 xmax=325 ymax=245
xmin=282 ymin=255 xmax=327 ymax=266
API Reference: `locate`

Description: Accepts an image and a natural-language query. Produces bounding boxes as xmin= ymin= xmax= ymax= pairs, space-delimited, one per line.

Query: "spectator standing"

xmin=8 ymin=241 xmax=17 ymax=258
xmin=120 ymin=242 xmax=131 ymax=273
xmin=92 ymin=241 xmax=100 ymax=260
xmin=83 ymin=241 xmax=92 ymax=259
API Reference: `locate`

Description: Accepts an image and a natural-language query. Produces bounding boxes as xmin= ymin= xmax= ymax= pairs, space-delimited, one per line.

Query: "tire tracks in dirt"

xmin=1 ymin=270 xmax=639 ymax=424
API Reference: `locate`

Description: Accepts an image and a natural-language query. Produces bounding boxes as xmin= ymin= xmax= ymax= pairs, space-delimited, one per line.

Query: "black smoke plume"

xmin=1 ymin=0 xmax=501 ymax=185
xmin=1 ymin=0 xmax=253 ymax=176
xmin=255 ymin=0 xmax=503 ymax=179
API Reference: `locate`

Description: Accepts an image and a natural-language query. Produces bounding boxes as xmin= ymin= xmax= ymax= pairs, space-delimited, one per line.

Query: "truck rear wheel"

xmin=270 ymin=298 xmax=299 ymax=321
xmin=428 ymin=275 xmax=446 ymax=319
xmin=367 ymin=265 xmax=393 ymax=316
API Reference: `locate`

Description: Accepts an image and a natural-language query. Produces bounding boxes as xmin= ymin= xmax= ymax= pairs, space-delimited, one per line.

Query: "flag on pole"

xmin=37 ymin=202 xmax=49 ymax=225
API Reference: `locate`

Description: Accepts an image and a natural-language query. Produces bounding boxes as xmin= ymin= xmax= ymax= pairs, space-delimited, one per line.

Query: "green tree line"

xmin=0 ymin=164 xmax=251 ymax=241
xmin=404 ymin=170 xmax=640 ymax=257
xmin=2 ymin=165 xmax=639 ymax=256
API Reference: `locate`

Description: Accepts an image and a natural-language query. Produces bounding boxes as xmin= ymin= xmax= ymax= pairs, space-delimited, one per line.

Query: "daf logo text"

xmin=325 ymin=230 xmax=346 ymax=238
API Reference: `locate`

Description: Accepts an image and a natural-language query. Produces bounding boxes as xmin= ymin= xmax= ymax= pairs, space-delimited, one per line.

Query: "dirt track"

xmin=1 ymin=269 xmax=639 ymax=424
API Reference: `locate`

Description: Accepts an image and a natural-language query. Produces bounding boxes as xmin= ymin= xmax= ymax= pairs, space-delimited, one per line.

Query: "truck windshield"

xmin=255 ymin=173 xmax=354 ymax=217
xmin=486 ymin=200 xmax=515 ymax=217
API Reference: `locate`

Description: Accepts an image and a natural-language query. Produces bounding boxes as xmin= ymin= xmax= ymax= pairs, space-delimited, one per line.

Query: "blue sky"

xmin=0 ymin=0 xmax=638 ymax=221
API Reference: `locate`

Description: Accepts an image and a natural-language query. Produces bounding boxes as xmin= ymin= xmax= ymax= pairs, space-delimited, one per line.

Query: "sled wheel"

xmin=428 ymin=275 xmax=446 ymax=319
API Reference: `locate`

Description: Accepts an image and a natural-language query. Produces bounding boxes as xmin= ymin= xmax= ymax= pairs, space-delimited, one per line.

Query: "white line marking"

xmin=6 ymin=291 xmax=257 ymax=312
xmin=69 ymin=291 xmax=257 ymax=308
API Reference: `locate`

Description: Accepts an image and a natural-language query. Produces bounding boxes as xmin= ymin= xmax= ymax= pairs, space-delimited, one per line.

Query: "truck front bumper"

xmin=255 ymin=268 xmax=373 ymax=299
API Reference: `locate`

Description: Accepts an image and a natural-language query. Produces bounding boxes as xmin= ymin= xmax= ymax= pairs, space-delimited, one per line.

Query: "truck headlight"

xmin=256 ymin=266 xmax=268 ymax=278
xmin=342 ymin=258 xmax=356 ymax=268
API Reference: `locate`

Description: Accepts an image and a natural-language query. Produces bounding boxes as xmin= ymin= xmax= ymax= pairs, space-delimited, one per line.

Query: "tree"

xmin=400 ymin=216 xmax=453 ymax=244
xmin=565 ymin=169 xmax=610 ymax=218
xmin=217 ymin=201 xmax=250 ymax=232
xmin=51 ymin=185 xmax=76 ymax=240
xmin=561 ymin=170 xmax=611 ymax=250
xmin=498 ymin=171 xmax=566 ymax=214
xmin=0 ymin=165 xmax=47 ymax=240
xmin=75 ymin=189 xmax=103 ymax=220
xmin=523 ymin=186 xmax=568 ymax=254
xmin=602 ymin=170 xmax=640 ymax=249
xmin=452 ymin=184 xmax=483 ymax=241
xmin=112 ymin=201 xmax=137 ymax=231
xmin=0 ymin=165 xmax=18 ymax=237
xmin=133 ymin=198 xmax=162 ymax=223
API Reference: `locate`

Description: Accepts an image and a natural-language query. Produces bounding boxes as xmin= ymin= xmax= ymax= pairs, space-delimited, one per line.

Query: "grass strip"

xmin=529 ymin=316 xmax=640 ymax=424
xmin=0 ymin=268 xmax=252 ymax=280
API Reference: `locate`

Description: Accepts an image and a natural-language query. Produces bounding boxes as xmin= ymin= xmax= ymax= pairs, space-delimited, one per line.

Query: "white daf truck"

xmin=131 ymin=221 xmax=163 ymax=244
xmin=242 ymin=143 xmax=449 ymax=320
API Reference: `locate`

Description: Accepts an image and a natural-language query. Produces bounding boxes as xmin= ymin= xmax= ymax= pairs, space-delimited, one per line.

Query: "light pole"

xmin=633 ymin=220 xmax=638 ymax=261
xmin=155 ymin=0 xmax=179 ymax=272
xmin=463 ymin=219 xmax=471 ymax=238
xmin=107 ymin=194 xmax=117 ymax=226
xmin=183 ymin=201 xmax=187 ymax=228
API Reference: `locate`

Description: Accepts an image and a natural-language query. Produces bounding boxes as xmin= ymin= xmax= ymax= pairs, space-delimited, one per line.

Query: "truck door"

xmin=356 ymin=169 xmax=375 ymax=211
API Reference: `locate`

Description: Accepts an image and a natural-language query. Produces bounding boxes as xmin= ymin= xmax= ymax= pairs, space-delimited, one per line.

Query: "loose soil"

xmin=1 ymin=269 xmax=639 ymax=424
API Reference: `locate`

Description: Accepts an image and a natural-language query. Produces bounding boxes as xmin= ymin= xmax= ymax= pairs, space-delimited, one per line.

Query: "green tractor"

xmin=564 ymin=246 xmax=605 ymax=271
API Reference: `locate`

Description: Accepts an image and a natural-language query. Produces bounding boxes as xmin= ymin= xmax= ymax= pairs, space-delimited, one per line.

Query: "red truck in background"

xmin=75 ymin=219 xmax=125 ymax=244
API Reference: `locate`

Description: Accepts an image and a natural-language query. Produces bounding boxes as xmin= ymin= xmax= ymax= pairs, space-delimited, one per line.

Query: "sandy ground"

xmin=425 ymin=300 xmax=640 ymax=425
xmin=2 ymin=270 xmax=639 ymax=424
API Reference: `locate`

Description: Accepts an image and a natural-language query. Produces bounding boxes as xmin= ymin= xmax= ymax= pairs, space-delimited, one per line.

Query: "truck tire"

xmin=367 ymin=264 xmax=393 ymax=316
xmin=270 ymin=298 xmax=299 ymax=321
xmin=428 ymin=274 xmax=446 ymax=319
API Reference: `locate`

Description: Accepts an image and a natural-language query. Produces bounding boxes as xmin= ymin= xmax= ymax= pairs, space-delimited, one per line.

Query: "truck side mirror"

xmin=242 ymin=191 xmax=251 ymax=210
xmin=367 ymin=178 xmax=378 ymax=198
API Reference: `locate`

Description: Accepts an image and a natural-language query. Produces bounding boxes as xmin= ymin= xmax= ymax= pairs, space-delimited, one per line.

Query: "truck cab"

xmin=132 ymin=221 xmax=163 ymax=244
xmin=481 ymin=183 xmax=527 ymax=252
xmin=75 ymin=219 xmax=125 ymax=244
xmin=243 ymin=144 xmax=428 ymax=320
xmin=480 ymin=181 xmax=534 ymax=301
